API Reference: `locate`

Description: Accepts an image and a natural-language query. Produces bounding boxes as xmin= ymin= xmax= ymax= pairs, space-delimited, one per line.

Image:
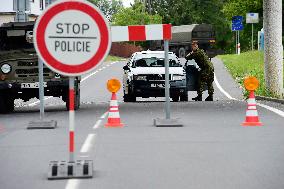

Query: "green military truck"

xmin=150 ymin=24 xmax=217 ymax=58
xmin=0 ymin=21 xmax=80 ymax=113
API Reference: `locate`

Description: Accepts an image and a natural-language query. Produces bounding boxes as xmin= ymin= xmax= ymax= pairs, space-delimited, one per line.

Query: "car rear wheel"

xmin=180 ymin=92 xmax=188 ymax=101
xmin=172 ymin=95 xmax=179 ymax=102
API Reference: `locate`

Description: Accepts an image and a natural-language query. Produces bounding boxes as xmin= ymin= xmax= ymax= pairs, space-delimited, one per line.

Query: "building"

xmin=0 ymin=0 xmax=47 ymax=25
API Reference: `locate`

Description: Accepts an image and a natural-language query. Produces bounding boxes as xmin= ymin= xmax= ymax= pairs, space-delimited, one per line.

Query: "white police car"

xmin=123 ymin=51 xmax=188 ymax=102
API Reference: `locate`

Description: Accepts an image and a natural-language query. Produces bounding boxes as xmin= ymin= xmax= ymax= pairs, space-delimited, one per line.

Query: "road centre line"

xmin=65 ymin=179 xmax=80 ymax=189
xmin=214 ymin=74 xmax=284 ymax=118
xmin=80 ymin=133 xmax=96 ymax=153
xmin=93 ymin=120 xmax=102 ymax=129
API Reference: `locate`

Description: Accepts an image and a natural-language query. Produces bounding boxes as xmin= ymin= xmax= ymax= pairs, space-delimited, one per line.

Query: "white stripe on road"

xmin=214 ymin=74 xmax=284 ymax=118
xmin=257 ymin=103 xmax=284 ymax=117
xmin=93 ymin=120 xmax=102 ymax=129
xmin=81 ymin=71 xmax=98 ymax=82
xmin=80 ymin=133 xmax=96 ymax=153
xmin=65 ymin=179 xmax=80 ymax=189
xmin=100 ymin=112 xmax=108 ymax=119
xmin=26 ymin=61 xmax=119 ymax=107
xmin=214 ymin=74 xmax=236 ymax=100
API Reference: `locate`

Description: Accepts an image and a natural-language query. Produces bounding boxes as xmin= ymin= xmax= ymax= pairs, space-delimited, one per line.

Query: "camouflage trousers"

xmin=197 ymin=71 xmax=214 ymax=96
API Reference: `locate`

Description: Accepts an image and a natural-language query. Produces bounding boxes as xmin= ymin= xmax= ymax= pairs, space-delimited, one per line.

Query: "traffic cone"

xmin=242 ymin=91 xmax=262 ymax=126
xmin=105 ymin=92 xmax=124 ymax=127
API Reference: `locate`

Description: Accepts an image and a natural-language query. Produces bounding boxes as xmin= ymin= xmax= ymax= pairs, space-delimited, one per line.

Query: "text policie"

xmin=52 ymin=23 xmax=95 ymax=53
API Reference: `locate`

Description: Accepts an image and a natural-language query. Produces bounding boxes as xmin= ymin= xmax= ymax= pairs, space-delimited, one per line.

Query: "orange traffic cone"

xmin=242 ymin=91 xmax=262 ymax=126
xmin=105 ymin=92 xmax=124 ymax=127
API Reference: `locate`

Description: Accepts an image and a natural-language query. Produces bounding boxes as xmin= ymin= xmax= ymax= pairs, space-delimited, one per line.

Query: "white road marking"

xmin=214 ymin=74 xmax=236 ymax=100
xmin=100 ymin=112 xmax=108 ymax=119
xmin=65 ymin=179 xmax=80 ymax=189
xmin=25 ymin=61 xmax=119 ymax=107
xmin=81 ymin=71 xmax=98 ymax=82
xmin=93 ymin=120 xmax=102 ymax=129
xmin=80 ymin=133 xmax=96 ymax=153
xmin=214 ymin=74 xmax=284 ymax=118
xmin=257 ymin=103 xmax=284 ymax=117
xmin=79 ymin=155 xmax=89 ymax=158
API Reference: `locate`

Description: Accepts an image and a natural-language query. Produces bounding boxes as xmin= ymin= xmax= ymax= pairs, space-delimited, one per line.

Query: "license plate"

xmin=151 ymin=83 xmax=165 ymax=88
xmin=21 ymin=82 xmax=47 ymax=88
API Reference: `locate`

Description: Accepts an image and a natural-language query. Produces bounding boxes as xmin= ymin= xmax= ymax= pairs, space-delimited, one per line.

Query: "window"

xmin=40 ymin=0 xmax=44 ymax=10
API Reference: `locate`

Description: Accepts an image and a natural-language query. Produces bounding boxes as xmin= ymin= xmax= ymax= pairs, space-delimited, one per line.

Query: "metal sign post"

xmin=69 ymin=77 xmax=75 ymax=163
xmin=252 ymin=24 xmax=254 ymax=50
xmin=246 ymin=13 xmax=259 ymax=51
xmin=38 ymin=58 xmax=45 ymax=120
xmin=232 ymin=16 xmax=243 ymax=55
xmin=34 ymin=0 xmax=111 ymax=179
xmin=164 ymin=40 xmax=170 ymax=119
xmin=153 ymin=40 xmax=182 ymax=127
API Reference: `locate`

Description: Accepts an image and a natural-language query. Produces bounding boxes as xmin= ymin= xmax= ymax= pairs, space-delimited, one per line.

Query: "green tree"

xmin=222 ymin=0 xmax=263 ymax=52
xmin=88 ymin=0 xmax=123 ymax=21
xmin=148 ymin=0 xmax=231 ymax=52
xmin=112 ymin=2 xmax=162 ymax=26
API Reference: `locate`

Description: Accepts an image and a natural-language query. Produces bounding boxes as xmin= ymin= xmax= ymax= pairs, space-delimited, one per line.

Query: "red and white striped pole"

xmin=69 ymin=77 xmax=75 ymax=162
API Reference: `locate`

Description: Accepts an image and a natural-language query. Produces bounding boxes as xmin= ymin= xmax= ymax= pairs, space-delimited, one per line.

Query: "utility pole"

xmin=263 ymin=0 xmax=283 ymax=97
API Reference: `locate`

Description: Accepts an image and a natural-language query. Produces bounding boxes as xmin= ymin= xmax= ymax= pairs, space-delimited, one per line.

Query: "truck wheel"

xmin=172 ymin=95 xmax=179 ymax=102
xmin=0 ymin=92 xmax=14 ymax=113
xmin=179 ymin=47 xmax=186 ymax=58
xmin=180 ymin=92 xmax=188 ymax=101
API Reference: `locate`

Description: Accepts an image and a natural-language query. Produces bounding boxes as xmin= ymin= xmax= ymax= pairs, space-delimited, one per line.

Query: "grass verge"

xmin=105 ymin=55 xmax=124 ymax=62
xmin=218 ymin=51 xmax=283 ymax=98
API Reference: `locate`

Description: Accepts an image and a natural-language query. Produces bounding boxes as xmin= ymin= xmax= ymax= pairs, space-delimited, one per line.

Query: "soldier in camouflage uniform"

xmin=185 ymin=41 xmax=214 ymax=101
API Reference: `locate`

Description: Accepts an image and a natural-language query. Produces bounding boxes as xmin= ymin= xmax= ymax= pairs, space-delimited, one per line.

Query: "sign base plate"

xmin=27 ymin=120 xmax=57 ymax=129
xmin=48 ymin=160 xmax=93 ymax=180
xmin=154 ymin=118 xmax=183 ymax=127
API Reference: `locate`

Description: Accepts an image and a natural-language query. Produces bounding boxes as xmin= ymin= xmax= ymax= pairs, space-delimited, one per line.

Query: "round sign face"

xmin=244 ymin=76 xmax=259 ymax=91
xmin=107 ymin=78 xmax=121 ymax=93
xmin=34 ymin=0 xmax=111 ymax=76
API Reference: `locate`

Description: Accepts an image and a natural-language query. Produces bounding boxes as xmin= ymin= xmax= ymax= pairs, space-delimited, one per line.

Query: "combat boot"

xmin=205 ymin=95 xmax=213 ymax=101
xmin=192 ymin=94 xmax=202 ymax=101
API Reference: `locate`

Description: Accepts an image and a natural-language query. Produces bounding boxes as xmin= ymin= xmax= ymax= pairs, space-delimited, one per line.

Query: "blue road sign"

xmin=232 ymin=16 xmax=243 ymax=31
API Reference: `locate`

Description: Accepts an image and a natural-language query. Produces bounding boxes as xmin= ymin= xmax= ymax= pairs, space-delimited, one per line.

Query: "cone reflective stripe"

xmin=242 ymin=91 xmax=262 ymax=126
xmin=105 ymin=93 xmax=124 ymax=127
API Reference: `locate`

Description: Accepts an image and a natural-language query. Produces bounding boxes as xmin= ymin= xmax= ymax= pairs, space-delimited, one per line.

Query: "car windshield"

xmin=134 ymin=58 xmax=181 ymax=67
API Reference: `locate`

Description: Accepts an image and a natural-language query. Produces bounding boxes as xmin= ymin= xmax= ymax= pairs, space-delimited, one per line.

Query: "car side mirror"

xmin=123 ymin=65 xmax=130 ymax=70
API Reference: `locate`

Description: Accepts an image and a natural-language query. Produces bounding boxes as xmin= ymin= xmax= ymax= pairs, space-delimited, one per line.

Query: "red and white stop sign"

xmin=34 ymin=0 xmax=111 ymax=76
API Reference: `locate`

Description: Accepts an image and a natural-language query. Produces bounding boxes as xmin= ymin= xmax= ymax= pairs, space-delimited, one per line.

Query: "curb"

xmin=256 ymin=95 xmax=284 ymax=104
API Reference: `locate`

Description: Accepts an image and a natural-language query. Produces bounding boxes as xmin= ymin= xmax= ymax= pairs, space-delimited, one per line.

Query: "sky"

xmin=122 ymin=0 xmax=134 ymax=7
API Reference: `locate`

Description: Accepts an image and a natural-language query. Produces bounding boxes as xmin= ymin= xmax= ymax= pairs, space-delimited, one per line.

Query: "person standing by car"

xmin=185 ymin=41 xmax=214 ymax=101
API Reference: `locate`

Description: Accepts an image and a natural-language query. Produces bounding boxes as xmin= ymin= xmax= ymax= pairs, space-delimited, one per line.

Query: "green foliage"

xmin=218 ymin=51 xmax=284 ymax=98
xmin=112 ymin=2 xmax=162 ymax=26
xmin=87 ymin=0 xmax=123 ymax=21
xmin=111 ymin=2 xmax=162 ymax=48
xmin=222 ymin=0 xmax=264 ymax=53
xmin=148 ymin=0 xmax=231 ymax=52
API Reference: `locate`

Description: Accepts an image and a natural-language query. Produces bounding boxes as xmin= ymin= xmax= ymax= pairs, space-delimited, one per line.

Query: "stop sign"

xmin=34 ymin=0 xmax=111 ymax=76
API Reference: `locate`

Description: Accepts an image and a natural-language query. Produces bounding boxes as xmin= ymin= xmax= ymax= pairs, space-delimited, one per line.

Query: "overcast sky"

xmin=0 ymin=0 xmax=13 ymax=12
xmin=122 ymin=0 xmax=134 ymax=7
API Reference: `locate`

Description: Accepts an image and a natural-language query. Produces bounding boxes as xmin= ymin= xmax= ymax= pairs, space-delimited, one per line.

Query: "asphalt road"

xmin=0 ymin=58 xmax=284 ymax=189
